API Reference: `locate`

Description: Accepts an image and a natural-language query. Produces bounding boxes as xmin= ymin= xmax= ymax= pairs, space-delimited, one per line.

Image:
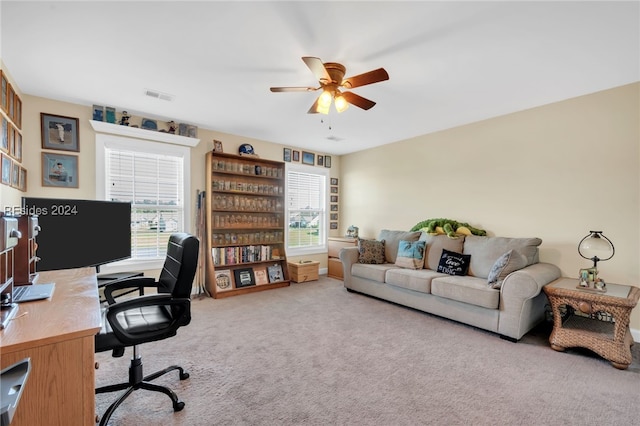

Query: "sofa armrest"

xmin=339 ymin=247 xmax=359 ymax=284
xmin=498 ymin=262 xmax=561 ymax=339
xmin=501 ymin=262 xmax=561 ymax=300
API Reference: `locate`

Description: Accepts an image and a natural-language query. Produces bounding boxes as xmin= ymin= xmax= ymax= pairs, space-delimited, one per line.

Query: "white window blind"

xmin=105 ymin=147 xmax=184 ymax=260
xmin=286 ymin=166 xmax=327 ymax=254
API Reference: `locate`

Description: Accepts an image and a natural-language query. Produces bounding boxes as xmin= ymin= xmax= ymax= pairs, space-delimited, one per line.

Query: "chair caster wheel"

xmin=174 ymin=401 xmax=185 ymax=411
xmin=180 ymin=372 xmax=190 ymax=380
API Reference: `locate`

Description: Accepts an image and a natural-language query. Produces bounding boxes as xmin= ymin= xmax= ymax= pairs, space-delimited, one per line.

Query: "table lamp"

xmin=578 ymin=231 xmax=615 ymax=269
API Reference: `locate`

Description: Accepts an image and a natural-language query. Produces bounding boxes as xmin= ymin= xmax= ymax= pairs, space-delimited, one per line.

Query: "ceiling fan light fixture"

xmin=316 ymin=102 xmax=330 ymax=115
xmin=334 ymin=93 xmax=349 ymax=113
xmin=319 ymin=90 xmax=333 ymax=107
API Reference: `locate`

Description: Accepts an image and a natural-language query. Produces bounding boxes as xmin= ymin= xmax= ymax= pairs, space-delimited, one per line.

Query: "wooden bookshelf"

xmin=204 ymin=151 xmax=290 ymax=298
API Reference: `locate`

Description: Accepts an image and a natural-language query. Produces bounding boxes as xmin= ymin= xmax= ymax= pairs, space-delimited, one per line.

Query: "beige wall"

xmin=340 ymin=82 xmax=640 ymax=333
xmin=15 ymin=94 xmax=340 ymax=274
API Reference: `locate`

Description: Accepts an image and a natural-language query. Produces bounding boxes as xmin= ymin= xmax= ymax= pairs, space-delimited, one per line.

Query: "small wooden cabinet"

xmin=204 ymin=151 xmax=290 ymax=298
xmin=14 ymin=215 xmax=39 ymax=285
xmin=328 ymin=237 xmax=357 ymax=279
xmin=288 ymin=261 xmax=319 ymax=283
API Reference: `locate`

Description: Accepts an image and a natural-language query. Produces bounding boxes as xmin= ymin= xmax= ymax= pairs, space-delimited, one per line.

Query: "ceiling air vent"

xmin=144 ymin=89 xmax=175 ymax=102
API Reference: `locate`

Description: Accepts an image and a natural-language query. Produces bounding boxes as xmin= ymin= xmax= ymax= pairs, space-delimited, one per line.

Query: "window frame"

xmin=285 ymin=162 xmax=329 ymax=256
xmin=95 ymin=133 xmax=191 ymax=273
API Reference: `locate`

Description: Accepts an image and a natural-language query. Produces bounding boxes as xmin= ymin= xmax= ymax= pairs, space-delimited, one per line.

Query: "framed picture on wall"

xmin=17 ymin=166 xmax=27 ymax=192
xmin=330 ymin=178 xmax=338 ymax=185
xmin=13 ymin=93 xmax=21 ymax=129
xmin=10 ymin=160 xmax=19 ymax=188
xmin=1 ymin=117 xmax=7 ymax=153
xmin=324 ymin=155 xmax=331 ymax=168
xmin=0 ymin=70 xmax=7 ymax=114
xmin=330 ymin=213 xmax=338 ymax=221
xmin=302 ymin=151 xmax=315 ymax=165
xmin=330 ymin=222 xmax=338 ymax=230
xmin=42 ymin=152 xmax=79 ymax=188
xmin=1 ymin=154 xmax=11 ymax=185
xmin=317 ymin=155 xmax=323 ymax=166
xmin=292 ymin=150 xmax=300 ymax=162
xmin=41 ymin=113 xmax=80 ymax=152
xmin=330 ymin=195 xmax=338 ymax=203
xmin=283 ymin=148 xmax=291 ymax=162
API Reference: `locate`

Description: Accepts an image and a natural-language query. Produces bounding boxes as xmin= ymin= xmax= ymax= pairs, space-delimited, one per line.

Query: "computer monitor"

xmin=20 ymin=198 xmax=131 ymax=271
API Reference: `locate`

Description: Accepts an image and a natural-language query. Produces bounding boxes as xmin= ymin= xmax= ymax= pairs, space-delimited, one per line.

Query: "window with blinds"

xmin=105 ymin=147 xmax=185 ymax=260
xmin=286 ymin=165 xmax=328 ymax=254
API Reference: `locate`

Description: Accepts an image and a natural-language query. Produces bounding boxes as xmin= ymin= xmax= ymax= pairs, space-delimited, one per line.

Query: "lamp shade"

xmin=578 ymin=231 xmax=614 ymax=268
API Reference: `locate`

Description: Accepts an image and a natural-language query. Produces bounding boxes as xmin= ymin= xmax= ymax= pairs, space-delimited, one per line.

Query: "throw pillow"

xmin=358 ymin=238 xmax=386 ymax=264
xmin=395 ymin=240 xmax=427 ymax=269
xmin=487 ymin=250 xmax=529 ymax=289
xmin=437 ymin=249 xmax=471 ymax=276
xmin=378 ymin=230 xmax=422 ymax=263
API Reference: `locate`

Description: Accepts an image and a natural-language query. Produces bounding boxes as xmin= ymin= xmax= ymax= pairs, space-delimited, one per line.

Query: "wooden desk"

xmin=0 ymin=267 xmax=101 ymax=426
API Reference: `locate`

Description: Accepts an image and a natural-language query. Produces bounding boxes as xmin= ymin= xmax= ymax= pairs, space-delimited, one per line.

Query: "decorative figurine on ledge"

xmin=346 ymin=225 xmax=359 ymax=238
xmin=119 ymin=111 xmax=131 ymax=126
xmin=167 ymin=121 xmax=176 ymax=134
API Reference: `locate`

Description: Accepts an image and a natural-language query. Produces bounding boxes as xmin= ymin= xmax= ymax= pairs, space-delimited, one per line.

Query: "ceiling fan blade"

xmin=342 ymin=68 xmax=389 ymax=89
xmin=302 ymin=56 xmax=331 ymax=84
xmin=270 ymin=86 xmax=316 ymax=92
xmin=342 ymin=91 xmax=376 ymax=110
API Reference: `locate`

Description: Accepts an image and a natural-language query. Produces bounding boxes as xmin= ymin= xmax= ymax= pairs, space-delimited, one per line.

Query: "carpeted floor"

xmin=95 ymin=276 xmax=640 ymax=425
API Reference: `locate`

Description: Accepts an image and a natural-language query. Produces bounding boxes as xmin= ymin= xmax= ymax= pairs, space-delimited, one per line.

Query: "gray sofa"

xmin=339 ymin=230 xmax=561 ymax=341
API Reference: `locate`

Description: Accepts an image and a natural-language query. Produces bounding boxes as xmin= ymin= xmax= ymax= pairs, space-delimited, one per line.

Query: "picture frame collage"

xmin=40 ymin=112 xmax=80 ymax=188
xmin=330 ymin=178 xmax=339 ymax=230
xmin=214 ymin=263 xmax=284 ymax=292
xmin=1 ymin=69 xmax=26 ymax=191
xmin=283 ymin=147 xmax=331 ymax=169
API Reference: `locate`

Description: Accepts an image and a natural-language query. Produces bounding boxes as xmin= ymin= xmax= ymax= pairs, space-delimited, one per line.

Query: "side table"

xmin=543 ymin=278 xmax=639 ymax=369
xmin=328 ymin=237 xmax=357 ymax=280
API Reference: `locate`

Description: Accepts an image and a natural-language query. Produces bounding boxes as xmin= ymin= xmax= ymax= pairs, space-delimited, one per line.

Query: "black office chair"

xmin=95 ymin=233 xmax=199 ymax=426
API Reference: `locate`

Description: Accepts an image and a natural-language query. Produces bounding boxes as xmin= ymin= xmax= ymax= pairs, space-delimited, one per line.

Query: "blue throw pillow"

xmin=395 ymin=240 xmax=427 ymax=269
xmin=437 ymin=249 xmax=471 ymax=276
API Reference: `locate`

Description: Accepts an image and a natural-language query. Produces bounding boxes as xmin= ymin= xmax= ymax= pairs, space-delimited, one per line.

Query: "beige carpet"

xmin=95 ymin=276 xmax=640 ymax=425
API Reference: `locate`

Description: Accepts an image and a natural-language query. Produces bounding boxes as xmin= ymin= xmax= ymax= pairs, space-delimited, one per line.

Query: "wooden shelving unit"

xmin=204 ymin=151 xmax=290 ymax=298
xmin=14 ymin=215 xmax=39 ymax=285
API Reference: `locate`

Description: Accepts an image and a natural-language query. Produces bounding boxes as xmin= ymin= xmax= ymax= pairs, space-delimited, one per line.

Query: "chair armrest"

xmin=103 ymin=277 xmax=157 ymax=304
xmin=104 ymin=294 xmax=191 ymax=345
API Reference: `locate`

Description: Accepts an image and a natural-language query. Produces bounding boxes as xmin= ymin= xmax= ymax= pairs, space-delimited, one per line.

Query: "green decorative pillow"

xmin=395 ymin=240 xmax=426 ymax=269
xmin=487 ymin=250 xmax=528 ymax=289
xmin=358 ymin=238 xmax=386 ymax=264
xmin=437 ymin=249 xmax=471 ymax=276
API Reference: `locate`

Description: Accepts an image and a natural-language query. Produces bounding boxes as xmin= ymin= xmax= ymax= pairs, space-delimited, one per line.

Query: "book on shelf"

xmin=267 ymin=263 xmax=284 ymax=283
xmin=233 ymin=268 xmax=256 ymax=288
xmin=215 ymin=269 xmax=234 ymax=292
xmin=254 ymin=267 xmax=269 ymax=285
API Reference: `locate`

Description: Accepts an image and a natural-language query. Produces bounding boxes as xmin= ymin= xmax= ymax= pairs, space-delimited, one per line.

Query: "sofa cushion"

xmin=420 ymin=234 xmax=465 ymax=270
xmin=395 ymin=240 xmax=426 ymax=269
xmin=378 ymin=230 xmax=422 ymax=263
xmin=386 ymin=268 xmax=445 ymax=294
xmin=463 ymin=235 xmax=542 ymax=279
xmin=436 ymin=249 xmax=471 ymax=276
xmin=357 ymin=238 xmax=386 ymax=264
xmin=431 ymin=275 xmax=500 ymax=309
xmin=352 ymin=263 xmax=397 ymax=282
xmin=487 ymin=249 xmax=529 ymax=289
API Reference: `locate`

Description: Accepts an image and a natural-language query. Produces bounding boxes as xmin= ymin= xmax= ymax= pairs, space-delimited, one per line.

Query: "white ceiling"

xmin=2 ymin=1 xmax=638 ymax=155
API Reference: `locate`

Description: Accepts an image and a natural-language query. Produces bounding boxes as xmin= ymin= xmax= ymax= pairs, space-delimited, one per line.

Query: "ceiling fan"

xmin=270 ymin=56 xmax=389 ymax=114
